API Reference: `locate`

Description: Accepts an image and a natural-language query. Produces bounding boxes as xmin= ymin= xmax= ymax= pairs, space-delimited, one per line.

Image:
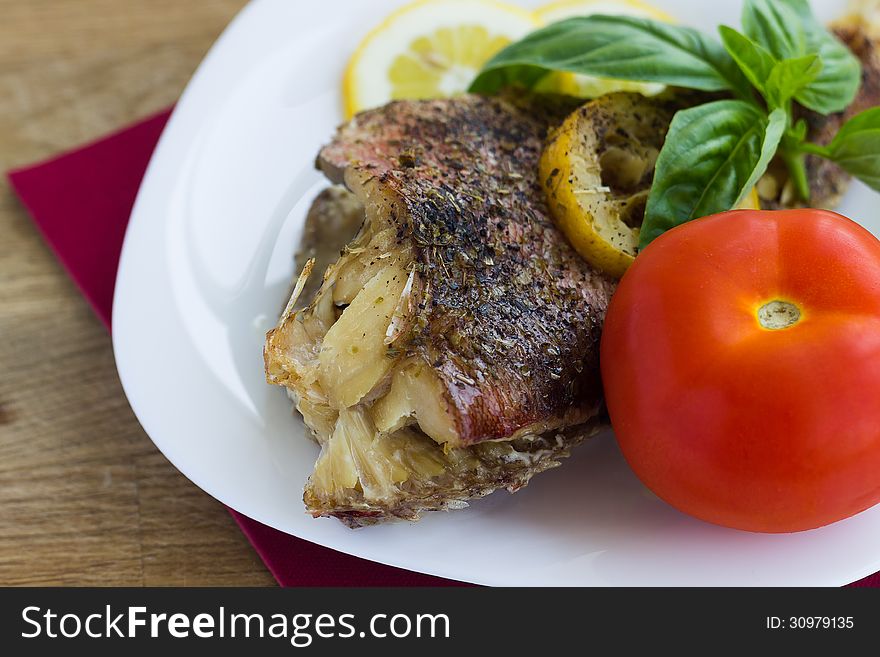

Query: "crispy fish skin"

xmin=318 ymin=95 xmax=615 ymax=446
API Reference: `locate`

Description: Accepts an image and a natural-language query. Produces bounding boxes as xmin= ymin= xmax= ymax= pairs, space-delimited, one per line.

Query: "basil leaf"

xmin=718 ymin=26 xmax=776 ymax=96
xmin=640 ymin=102 xmax=786 ymax=248
xmin=741 ymin=0 xmax=806 ymax=60
xmin=766 ymin=54 xmax=823 ymax=108
xmin=778 ymin=0 xmax=861 ymax=114
xmin=470 ymin=16 xmax=751 ymax=98
xmin=794 ymin=34 xmax=861 ymax=115
xmin=468 ymin=64 xmax=550 ymax=97
xmin=826 ymin=107 xmax=880 ymax=191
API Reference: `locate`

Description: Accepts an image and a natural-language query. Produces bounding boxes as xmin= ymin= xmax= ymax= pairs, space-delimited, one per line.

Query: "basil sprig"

xmin=470 ymin=0 xmax=876 ymax=247
xmin=641 ymin=103 xmax=786 ymax=247
xmin=778 ymin=0 xmax=863 ymax=114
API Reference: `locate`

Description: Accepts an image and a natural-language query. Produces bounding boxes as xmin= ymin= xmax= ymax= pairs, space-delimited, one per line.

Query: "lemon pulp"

xmin=343 ymin=0 xmax=537 ymax=118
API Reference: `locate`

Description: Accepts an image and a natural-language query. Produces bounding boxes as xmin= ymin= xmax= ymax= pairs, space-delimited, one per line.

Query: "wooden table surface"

xmin=0 ymin=0 xmax=276 ymax=586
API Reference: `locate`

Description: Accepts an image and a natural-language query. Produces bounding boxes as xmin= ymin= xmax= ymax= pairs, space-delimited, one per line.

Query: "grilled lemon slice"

xmin=540 ymin=93 xmax=674 ymax=278
xmin=542 ymin=93 xmax=761 ymax=278
xmin=343 ymin=0 xmax=537 ymax=118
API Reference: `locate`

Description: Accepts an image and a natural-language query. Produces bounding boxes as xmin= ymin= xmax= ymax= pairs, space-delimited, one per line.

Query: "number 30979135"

xmin=766 ymin=617 xmax=854 ymax=630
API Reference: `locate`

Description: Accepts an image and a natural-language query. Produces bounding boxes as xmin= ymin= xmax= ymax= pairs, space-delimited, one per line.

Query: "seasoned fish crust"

xmin=319 ymin=95 xmax=616 ymax=446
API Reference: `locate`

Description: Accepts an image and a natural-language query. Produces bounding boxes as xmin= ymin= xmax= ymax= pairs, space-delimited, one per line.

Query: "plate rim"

xmin=111 ymin=0 xmax=880 ymax=587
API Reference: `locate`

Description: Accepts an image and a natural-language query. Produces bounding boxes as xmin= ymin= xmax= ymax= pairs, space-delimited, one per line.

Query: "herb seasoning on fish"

xmin=265 ymin=94 xmax=613 ymax=526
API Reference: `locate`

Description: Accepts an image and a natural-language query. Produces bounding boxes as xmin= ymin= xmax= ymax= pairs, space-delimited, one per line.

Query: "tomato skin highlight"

xmin=601 ymin=209 xmax=880 ymax=533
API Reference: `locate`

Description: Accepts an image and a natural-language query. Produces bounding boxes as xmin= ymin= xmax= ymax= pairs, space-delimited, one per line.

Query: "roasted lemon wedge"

xmin=343 ymin=0 xmax=537 ymax=118
xmin=540 ymin=93 xmax=674 ymax=278
xmin=542 ymin=93 xmax=761 ymax=278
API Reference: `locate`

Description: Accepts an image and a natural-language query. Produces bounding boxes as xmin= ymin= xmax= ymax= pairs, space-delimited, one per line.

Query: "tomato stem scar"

xmin=757 ymin=300 xmax=801 ymax=331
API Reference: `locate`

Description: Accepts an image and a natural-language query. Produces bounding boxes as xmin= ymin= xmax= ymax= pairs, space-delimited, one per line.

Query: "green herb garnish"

xmin=470 ymin=0 xmax=879 ymax=247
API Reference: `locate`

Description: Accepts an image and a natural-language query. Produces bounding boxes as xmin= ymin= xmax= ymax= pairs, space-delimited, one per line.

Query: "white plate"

xmin=113 ymin=0 xmax=880 ymax=586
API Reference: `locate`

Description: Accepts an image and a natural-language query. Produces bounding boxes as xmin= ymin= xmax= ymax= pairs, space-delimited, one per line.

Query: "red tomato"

xmin=601 ymin=209 xmax=880 ymax=533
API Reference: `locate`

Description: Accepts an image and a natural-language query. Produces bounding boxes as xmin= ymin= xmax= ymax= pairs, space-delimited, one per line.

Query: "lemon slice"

xmin=534 ymin=0 xmax=674 ymax=24
xmin=343 ymin=0 xmax=538 ymax=118
xmin=541 ymin=95 xmax=762 ymax=279
xmin=533 ymin=0 xmax=676 ymax=99
xmin=540 ymin=94 xmax=672 ymax=278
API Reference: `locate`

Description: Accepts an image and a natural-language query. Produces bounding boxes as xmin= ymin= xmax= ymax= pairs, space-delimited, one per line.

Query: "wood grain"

xmin=0 ymin=0 xmax=275 ymax=586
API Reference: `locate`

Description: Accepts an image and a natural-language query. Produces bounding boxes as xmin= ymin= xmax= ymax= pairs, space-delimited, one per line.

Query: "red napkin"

xmin=7 ymin=109 xmax=879 ymax=588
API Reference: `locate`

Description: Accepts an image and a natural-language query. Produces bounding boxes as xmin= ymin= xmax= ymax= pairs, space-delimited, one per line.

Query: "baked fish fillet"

xmin=265 ymin=95 xmax=614 ymax=526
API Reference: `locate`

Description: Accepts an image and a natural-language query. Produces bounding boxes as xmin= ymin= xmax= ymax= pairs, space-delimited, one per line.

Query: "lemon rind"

xmin=343 ymin=0 xmax=538 ymax=118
